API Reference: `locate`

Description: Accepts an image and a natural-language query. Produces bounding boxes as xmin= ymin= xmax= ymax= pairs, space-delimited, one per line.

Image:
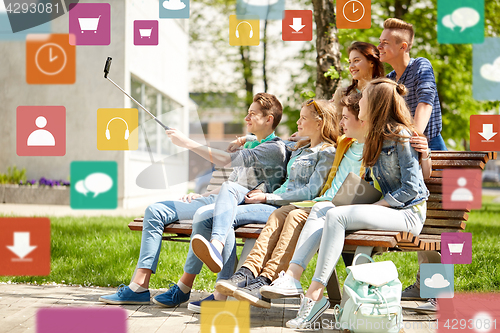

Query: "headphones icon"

xmin=235 ymin=21 xmax=253 ymax=38
xmin=106 ymin=117 xmax=130 ymax=140
xmin=210 ymin=311 xmax=239 ymax=333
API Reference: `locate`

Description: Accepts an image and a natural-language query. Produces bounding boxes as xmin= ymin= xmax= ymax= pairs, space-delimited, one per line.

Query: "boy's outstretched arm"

xmin=166 ymin=128 xmax=232 ymax=167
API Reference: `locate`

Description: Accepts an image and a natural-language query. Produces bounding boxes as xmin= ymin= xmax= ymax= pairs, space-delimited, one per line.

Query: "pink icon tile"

xmin=438 ymin=293 xmax=500 ymax=333
xmin=16 ymin=106 xmax=66 ymax=156
xmin=134 ymin=20 xmax=159 ymax=45
xmin=69 ymin=3 xmax=111 ymax=45
xmin=37 ymin=308 xmax=127 ymax=333
xmin=441 ymin=232 xmax=472 ymax=264
xmin=442 ymin=169 xmax=482 ymax=210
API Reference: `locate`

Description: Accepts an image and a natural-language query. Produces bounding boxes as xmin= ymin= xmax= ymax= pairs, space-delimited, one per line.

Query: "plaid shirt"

xmin=387 ymin=57 xmax=443 ymax=140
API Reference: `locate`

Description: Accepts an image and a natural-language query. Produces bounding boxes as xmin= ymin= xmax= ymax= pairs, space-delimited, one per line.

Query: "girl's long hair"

xmin=345 ymin=42 xmax=385 ymax=96
xmin=362 ymin=78 xmax=423 ymax=167
xmin=293 ymin=99 xmax=339 ymax=150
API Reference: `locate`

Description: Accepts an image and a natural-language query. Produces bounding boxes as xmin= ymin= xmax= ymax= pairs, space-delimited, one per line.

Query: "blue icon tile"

xmin=159 ymin=0 xmax=189 ymax=19
xmin=236 ymin=0 xmax=285 ymax=20
xmin=420 ymin=263 xmax=454 ymax=299
xmin=473 ymin=37 xmax=500 ymax=101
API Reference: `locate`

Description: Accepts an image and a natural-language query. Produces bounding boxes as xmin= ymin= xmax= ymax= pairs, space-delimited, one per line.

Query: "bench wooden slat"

xmin=344 ymin=234 xmax=398 ymax=248
xmin=421 ymin=226 xmax=463 ymax=235
xmin=431 ymin=160 xmax=485 ymax=169
xmin=424 ymin=219 xmax=466 ymax=228
xmin=430 ymin=151 xmax=492 ymax=162
xmin=426 ymin=210 xmax=468 ymax=220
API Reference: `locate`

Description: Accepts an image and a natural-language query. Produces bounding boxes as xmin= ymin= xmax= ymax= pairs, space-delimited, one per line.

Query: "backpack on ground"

xmin=333 ymin=253 xmax=402 ymax=333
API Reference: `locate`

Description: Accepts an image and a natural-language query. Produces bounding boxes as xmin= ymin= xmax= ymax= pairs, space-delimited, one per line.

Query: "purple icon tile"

xmin=134 ymin=20 xmax=159 ymax=46
xmin=69 ymin=3 xmax=111 ymax=45
xmin=441 ymin=232 xmax=472 ymax=264
xmin=37 ymin=307 xmax=126 ymax=333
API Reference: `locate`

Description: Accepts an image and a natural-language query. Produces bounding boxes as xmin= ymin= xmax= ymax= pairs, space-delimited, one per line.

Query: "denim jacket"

xmin=368 ymin=129 xmax=429 ymax=208
xmin=265 ymin=143 xmax=336 ymax=206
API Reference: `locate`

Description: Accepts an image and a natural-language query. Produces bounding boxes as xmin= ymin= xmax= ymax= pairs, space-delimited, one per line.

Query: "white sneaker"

xmin=260 ymin=271 xmax=303 ymax=299
xmin=414 ymin=298 xmax=438 ymax=314
xmin=286 ymin=295 xmax=329 ymax=329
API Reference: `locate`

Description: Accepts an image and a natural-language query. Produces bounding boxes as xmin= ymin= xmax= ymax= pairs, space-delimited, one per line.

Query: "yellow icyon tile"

xmin=201 ymin=300 xmax=250 ymax=333
xmin=229 ymin=15 xmax=260 ymax=46
xmin=97 ymin=108 xmax=138 ymax=150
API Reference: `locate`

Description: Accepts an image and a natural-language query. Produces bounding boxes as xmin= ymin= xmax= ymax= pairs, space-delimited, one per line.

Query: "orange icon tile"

xmin=26 ymin=34 xmax=76 ymax=84
xmin=0 ymin=218 xmax=51 ymax=276
xmin=336 ymin=0 xmax=371 ymax=29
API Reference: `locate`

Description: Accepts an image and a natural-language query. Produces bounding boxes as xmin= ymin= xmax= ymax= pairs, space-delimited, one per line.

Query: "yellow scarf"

xmin=318 ymin=135 xmax=366 ymax=196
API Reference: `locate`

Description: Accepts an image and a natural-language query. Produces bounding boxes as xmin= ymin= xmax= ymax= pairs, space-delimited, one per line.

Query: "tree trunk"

xmin=240 ymin=45 xmax=254 ymax=108
xmin=312 ymin=0 xmax=342 ymax=99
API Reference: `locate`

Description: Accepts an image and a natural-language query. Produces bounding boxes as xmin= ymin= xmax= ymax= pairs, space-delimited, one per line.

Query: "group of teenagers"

xmin=100 ymin=18 xmax=447 ymax=328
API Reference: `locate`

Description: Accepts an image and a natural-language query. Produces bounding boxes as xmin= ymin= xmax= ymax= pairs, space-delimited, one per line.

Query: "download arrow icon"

xmin=290 ymin=18 xmax=305 ymax=33
xmin=7 ymin=232 xmax=37 ymax=260
xmin=479 ymin=124 xmax=497 ymax=141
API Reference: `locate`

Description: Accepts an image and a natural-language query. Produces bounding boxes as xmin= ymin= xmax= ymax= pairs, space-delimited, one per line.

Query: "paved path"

xmin=0 ymin=283 xmax=436 ymax=333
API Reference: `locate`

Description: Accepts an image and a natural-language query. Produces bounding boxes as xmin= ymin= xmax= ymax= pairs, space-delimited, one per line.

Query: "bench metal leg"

xmin=326 ymin=269 xmax=342 ymax=306
xmin=236 ymin=238 xmax=256 ymax=271
xmin=339 ymin=246 xmax=374 ymax=308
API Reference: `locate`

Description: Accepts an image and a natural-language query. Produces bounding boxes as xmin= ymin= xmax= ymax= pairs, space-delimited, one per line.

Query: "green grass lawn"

xmin=1 ymin=202 xmax=499 ymax=293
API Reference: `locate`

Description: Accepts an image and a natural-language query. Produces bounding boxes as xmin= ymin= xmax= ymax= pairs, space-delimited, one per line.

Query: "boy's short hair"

xmin=383 ymin=18 xmax=414 ymax=52
xmin=253 ymin=93 xmax=283 ymax=129
xmin=340 ymin=93 xmax=362 ymax=120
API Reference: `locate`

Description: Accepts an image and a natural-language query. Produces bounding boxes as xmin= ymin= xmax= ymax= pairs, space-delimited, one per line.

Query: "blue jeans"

xmin=185 ymin=202 xmax=277 ymax=280
xmin=186 ymin=181 xmax=277 ymax=279
xmin=429 ymin=133 xmax=447 ymax=151
xmin=137 ymin=195 xmax=218 ymax=273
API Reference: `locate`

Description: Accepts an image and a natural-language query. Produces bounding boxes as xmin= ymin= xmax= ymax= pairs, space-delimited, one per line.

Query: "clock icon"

xmin=34 ymin=43 xmax=67 ymax=76
xmin=343 ymin=0 xmax=365 ymax=23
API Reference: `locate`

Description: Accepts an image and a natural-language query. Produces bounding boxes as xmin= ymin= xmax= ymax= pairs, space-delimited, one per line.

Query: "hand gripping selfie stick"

xmin=103 ymin=57 xmax=170 ymax=130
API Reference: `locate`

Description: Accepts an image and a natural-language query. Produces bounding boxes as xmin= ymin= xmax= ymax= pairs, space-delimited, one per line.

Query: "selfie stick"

xmin=103 ymin=57 xmax=170 ymax=130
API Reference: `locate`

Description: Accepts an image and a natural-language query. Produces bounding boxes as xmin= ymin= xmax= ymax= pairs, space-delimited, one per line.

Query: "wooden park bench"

xmin=128 ymin=151 xmax=496 ymax=304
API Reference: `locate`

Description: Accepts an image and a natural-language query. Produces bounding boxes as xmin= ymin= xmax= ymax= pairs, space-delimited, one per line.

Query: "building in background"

xmin=188 ymin=92 xmax=246 ymax=192
xmin=0 ymin=0 xmax=190 ymax=208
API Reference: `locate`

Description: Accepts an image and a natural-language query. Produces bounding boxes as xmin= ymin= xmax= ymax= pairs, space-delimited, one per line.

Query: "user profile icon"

xmin=16 ymin=106 xmax=66 ymax=156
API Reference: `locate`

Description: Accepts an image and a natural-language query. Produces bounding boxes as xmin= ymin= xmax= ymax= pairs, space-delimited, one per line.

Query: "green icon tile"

xmin=438 ymin=0 xmax=484 ymax=44
xmin=70 ymin=161 xmax=117 ymax=209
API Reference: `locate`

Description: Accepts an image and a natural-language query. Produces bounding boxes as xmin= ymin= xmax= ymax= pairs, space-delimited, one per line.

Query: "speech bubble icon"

xmin=442 ymin=15 xmax=456 ymax=30
xmin=451 ymin=7 xmax=480 ymax=32
xmin=83 ymin=172 xmax=113 ymax=198
xmin=75 ymin=180 xmax=89 ymax=196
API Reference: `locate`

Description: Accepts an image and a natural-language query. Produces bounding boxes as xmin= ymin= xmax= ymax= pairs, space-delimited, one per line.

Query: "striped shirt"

xmin=387 ymin=57 xmax=442 ymax=140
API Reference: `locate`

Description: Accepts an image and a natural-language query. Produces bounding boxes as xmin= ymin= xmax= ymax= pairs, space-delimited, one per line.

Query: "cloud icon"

xmin=442 ymin=7 xmax=480 ymax=32
xmin=162 ymin=0 xmax=186 ymax=10
xmin=480 ymin=56 xmax=500 ymax=82
xmin=424 ymin=273 xmax=451 ymax=289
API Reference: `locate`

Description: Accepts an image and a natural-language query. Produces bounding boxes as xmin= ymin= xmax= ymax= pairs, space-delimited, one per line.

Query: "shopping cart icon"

xmin=139 ymin=28 xmax=153 ymax=38
xmin=448 ymin=241 xmax=465 ymax=255
xmin=78 ymin=15 xmax=101 ymax=33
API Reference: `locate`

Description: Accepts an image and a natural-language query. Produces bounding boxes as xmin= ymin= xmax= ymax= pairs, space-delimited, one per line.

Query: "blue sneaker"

xmin=99 ymin=284 xmax=150 ymax=305
xmin=153 ymin=283 xmax=191 ymax=307
xmin=191 ymin=234 xmax=223 ymax=273
xmin=187 ymin=294 xmax=219 ymax=313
